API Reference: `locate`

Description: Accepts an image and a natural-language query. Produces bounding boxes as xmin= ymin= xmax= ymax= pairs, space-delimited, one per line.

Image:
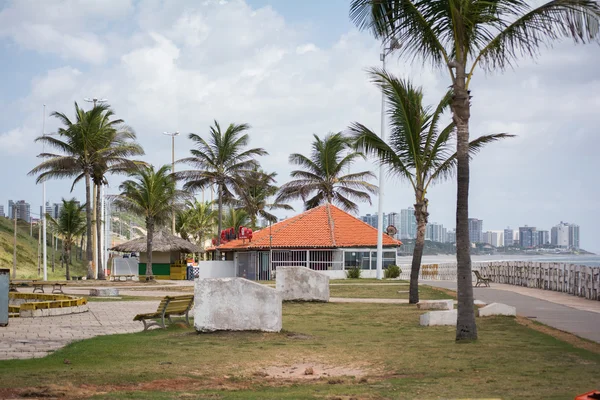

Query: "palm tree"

xmin=46 ymin=198 xmax=87 ymax=280
xmin=29 ymin=102 xmax=112 ymax=279
xmin=350 ymin=71 xmax=512 ymax=304
xmin=232 ymin=168 xmax=293 ymax=228
xmin=350 ymin=0 xmax=600 ymax=340
xmin=89 ymin=112 xmax=145 ymax=279
xmin=276 ymin=132 xmax=377 ymax=213
xmin=176 ymin=200 xmax=216 ymax=254
xmin=113 ymin=165 xmax=186 ymax=280
xmin=177 ymin=121 xmax=267 ymax=254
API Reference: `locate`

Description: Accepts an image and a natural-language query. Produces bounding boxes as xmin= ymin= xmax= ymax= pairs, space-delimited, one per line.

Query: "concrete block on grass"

xmin=419 ymin=310 xmax=457 ymax=326
xmin=276 ymin=266 xmax=329 ymax=302
xmin=478 ymin=302 xmax=516 ymax=317
xmin=417 ymin=300 xmax=453 ymax=310
xmin=194 ymin=278 xmax=282 ymax=332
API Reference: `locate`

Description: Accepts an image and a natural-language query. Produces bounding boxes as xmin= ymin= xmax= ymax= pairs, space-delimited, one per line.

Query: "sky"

xmin=0 ymin=0 xmax=599 ymax=251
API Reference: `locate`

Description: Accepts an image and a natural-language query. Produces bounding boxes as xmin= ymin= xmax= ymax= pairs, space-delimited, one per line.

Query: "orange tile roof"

xmin=215 ymin=204 xmax=401 ymax=250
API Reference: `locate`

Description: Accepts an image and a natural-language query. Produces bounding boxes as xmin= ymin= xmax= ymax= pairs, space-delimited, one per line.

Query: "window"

xmin=344 ymin=251 xmax=370 ymax=269
xmin=370 ymin=251 xmax=396 ymax=270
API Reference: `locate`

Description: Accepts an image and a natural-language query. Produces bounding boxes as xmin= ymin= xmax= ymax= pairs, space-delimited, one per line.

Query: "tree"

xmin=232 ymin=168 xmax=293 ymax=228
xmin=177 ymin=121 xmax=267 ymax=255
xmin=29 ymin=103 xmax=111 ymax=279
xmin=176 ymin=200 xmax=216 ymax=253
xmin=276 ymin=132 xmax=377 ymax=213
xmin=113 ymin=165 xmax=186 ymax=279
xmin=46 ymin=198 xmax=87 ymax=280
xmin=350 ymin=0 xmax=600 ymax=340
xmin=350 ymin=70 xmax=511 ymax=304
xmin=89 ymin=109 xmax=145 ymax=279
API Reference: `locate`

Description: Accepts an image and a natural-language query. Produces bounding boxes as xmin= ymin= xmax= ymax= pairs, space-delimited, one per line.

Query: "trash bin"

xmin=187 ymin=266 xmax=194 ymax=281
xmin=0 ymin=269 xmax=9 ymax=327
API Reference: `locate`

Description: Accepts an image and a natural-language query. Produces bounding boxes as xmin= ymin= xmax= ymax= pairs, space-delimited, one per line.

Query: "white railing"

xmin=271 ymin=250 xmax=343 ymax=272
xmin=398 ymin=263 xmax=457 ymax=281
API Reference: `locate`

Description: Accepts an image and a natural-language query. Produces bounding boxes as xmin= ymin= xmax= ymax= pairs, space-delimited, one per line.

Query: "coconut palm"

xmin=177 ymin=121 xmax=267 ymax=254
xmin=113 ymin=165 xmax=187 ymax=280
xmin=176 ymin=200 xmax=216 ymax=253
xmin=350 ymin=0 xmax=600 ymax=340
xmin=46 ymin=198 xmax=87 ymax=280
xmin=89 ymin=114 xmax=145 ymax=279
xmin=29 ymin=102 xmax=111 ymax=279
xmin=276 ymin=132 xmax=377 ymax=213
xmin=350 ymin=71 xmax=512 ymax=304
xmin=232 ymin=168 xmax=293 ymax=228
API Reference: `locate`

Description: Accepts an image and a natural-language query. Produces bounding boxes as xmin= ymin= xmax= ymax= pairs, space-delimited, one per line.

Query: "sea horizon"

xmin=396 ymin=254 xmax=600 ymax=268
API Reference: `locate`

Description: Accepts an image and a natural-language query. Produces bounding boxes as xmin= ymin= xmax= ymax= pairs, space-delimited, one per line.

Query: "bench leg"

xmin=185 ymin=311 xmax=191 ymax=327
xmin=142 ymin=319 xmax=149 ymax=331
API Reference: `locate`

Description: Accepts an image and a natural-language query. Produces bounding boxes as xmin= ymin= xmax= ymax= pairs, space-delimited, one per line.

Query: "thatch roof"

xmin=111 ymin=230 xmax=201 ymax=253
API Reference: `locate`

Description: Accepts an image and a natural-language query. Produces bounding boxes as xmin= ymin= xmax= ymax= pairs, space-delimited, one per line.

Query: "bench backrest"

xmin=157 ymin=295 xmax=194 ymax=315
xmin=474 ymin=270 xmax=486 ymax=279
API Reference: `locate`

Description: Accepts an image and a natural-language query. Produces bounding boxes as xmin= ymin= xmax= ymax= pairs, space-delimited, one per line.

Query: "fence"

xmin=398 ymin=263 xmax=458 ymax=281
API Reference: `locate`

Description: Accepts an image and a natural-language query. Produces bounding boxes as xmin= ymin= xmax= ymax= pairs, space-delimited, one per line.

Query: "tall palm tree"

xmin=276 ymin=132 xmax=377 ymax=213
xmin=88 ymin=114 xmax=145 ymax=279
xmin=350 ymin=0 xmax=600 ymax=340
xmin=29 ymin=102 xmax=112 ymax=279
xmin=232 ymin=168 xmax=293 ymax=228
xmin=176 ymin=200 xmax=216 ymax=253
xmin=113 ymin=165 xmax=186 ymax=280
xmin=177 ymin=121 xmax=267 ymax=254
xmin=46 ymin=198 xmax=87 ymax=280
xmin=350 ymin=71 xmax=512 ymax=304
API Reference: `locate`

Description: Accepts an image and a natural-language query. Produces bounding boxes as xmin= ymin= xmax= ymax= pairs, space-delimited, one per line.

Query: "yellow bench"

xmin=133 ymin=295 xmax=194 ymax=331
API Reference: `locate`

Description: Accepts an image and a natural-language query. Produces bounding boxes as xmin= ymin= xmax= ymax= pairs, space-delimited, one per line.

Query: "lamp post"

xmin=163 ymin=131 xmax=180 ymax=234
xmin=84 ymin=97 xmax=107 ymax=279
xmin=376 ymin=39 xmax=401 ymax=280
xmin=41 ymin=104 xmax=48 ymax=281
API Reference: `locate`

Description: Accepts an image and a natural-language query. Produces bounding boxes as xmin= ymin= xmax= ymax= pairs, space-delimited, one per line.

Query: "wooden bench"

xmin=474 ymin=270 xmax=492 ymax=287
xmin=9 ymin=280 xmax=38 ymax=292
xmin=111 ymin=274 xmax=136 ymax=282
xmin=133 ymin=295 xmax=194 ymax=331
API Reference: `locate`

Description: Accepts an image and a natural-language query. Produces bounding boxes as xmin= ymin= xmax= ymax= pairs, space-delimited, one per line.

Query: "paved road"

xmin=424 ymin=281 xmax=600 ymax=343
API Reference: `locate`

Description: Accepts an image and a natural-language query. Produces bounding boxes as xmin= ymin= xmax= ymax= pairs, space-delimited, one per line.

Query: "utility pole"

xmin=163 ymin=131 xmax=180 ymax=234
xmin=42 ymin=104 xmax=48 ymax=281
xmin=12 ymin=205 xmax=17 ymax=279
xmin=84 ymin=97 xmax=107 ymax=279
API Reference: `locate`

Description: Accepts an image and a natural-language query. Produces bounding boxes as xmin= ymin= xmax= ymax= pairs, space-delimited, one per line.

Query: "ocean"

xmin=396 ymin=254 xmax=600 ymax=268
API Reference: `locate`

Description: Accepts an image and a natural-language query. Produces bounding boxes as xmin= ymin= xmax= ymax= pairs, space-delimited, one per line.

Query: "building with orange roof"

xmin=206 ymin=204 xmax=402 ymax=280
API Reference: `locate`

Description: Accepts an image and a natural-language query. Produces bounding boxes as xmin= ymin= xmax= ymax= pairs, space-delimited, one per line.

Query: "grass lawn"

xmin=1 ymin=297 xmax=599 ymax=399
xmin=329 ymin=283 xmax=453 ymax=300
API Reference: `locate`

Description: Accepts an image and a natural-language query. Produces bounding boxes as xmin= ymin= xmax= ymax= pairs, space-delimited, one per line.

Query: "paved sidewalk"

xmin=423 ymin=281 xmax=600 ymax=343
xmin=0 ymin=301 xmax=158 ymax=360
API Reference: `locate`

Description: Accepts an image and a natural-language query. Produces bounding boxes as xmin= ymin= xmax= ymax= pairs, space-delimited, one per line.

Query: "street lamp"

xmin=375 ymin=38 xmax=401 ymax=280
xmin=163 ymin=131 xmax=180 ymax=234
xmin=84 ymin=97 xmax=108 ymax=107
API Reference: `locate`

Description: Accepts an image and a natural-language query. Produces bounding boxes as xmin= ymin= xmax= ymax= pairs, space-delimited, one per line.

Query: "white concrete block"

xmin=419 ymin=310 xmax=457 ymax=326
xmin=194 ymin=278 xmax=282 ymax=332
xmin=276 ymin=266 xmax=330 ymax=302
xmin=89 ymin=288 xmax=119 ymax=297
xmin=478 ymin=302 xmax=516 ymax=317
xmin=417 ymin=300 xmax=453 ymax=310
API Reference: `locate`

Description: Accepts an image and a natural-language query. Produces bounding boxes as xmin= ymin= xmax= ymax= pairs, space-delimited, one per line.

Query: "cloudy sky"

xmin=1 ymin=0 xmax=599 ymax=251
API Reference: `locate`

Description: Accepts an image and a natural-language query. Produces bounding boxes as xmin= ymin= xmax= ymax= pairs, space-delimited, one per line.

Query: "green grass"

xmin=1 ymin=302 xmax=598 ymax=399
xmin=0 ymin=217 xmax=87 ymax=280
xmin=329 ymin=283 xmax=453 ymax=300
xmin=86 ymin=295 xmax=164 ymax=302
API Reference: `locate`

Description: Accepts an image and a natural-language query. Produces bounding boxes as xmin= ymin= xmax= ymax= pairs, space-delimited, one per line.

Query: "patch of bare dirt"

xmin=515 ymin=316 xmax=600 ymax=354
xmin=260 ymin=363 xmax=367 ymax=380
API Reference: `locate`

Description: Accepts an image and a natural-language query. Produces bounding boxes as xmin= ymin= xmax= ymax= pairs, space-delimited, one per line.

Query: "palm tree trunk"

xmin=146 ymin=217 xmax=154 ymax=280
xmin=409 ymin=195 xmax=428 ymax=304
xmin=216 ymin=183 xmax=223 ymax=259
xmin=65 ymin=242 xmax=71 ymax=281
xmin=452 ymin=63 xmax=478 ymax=341
xmin=96 ymin=183 xmax=105 ymax=280
xmin=85 ymin=172 xmax=94 ymax=279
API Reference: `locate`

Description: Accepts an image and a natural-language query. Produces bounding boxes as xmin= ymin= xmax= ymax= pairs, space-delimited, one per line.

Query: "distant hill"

xmin=0 ymin=217 xmax=87 ymax=280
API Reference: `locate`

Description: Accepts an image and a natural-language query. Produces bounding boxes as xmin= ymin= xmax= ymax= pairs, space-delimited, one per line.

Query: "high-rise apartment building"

xmin=400 ymin=208 xmax=416 ymax=239
xmin=52 ymin=202 xmax=63 ymax=219
xmin=8 ymin=200 xmax=31 ymax=222
xmin=551 ymin=222 xmax=570 ymax=248
xmin=537 ymin=230 xmax=550 ymax=246
xmin=519 ymin=226 xmax=537 ymax=248
xmin=468 ymin=218 xmax=483 ymax=243
xmin=483 ymin=231 xmax=502 ymax=247
xmin=446 ymin=230 xmax=456 ymax=243
xmin=569 ymin=224 xmax=580 ymax=249
xmin=0 ymin=205 xmax=4 ymax=218
xmin=503 ymin=228 xmax=513 ymax=246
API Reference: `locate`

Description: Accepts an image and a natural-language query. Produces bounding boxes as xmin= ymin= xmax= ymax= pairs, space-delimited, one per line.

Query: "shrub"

xmin=346 ymin=267 xmax=361 ymax=279
xmin=384 ymin=265 xmax=401 ymax=279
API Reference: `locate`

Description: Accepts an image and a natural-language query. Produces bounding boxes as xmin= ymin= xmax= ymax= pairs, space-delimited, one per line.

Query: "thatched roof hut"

xmin=111 ymin=230 xmax=201 ymax=253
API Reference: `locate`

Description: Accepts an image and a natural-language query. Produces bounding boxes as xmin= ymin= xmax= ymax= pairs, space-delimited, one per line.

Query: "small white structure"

xmin=416 ymin=300 xmax=453 ymax=310
xmin=89 ymin=288 xmax=119 ymax=297
xmin=194 ymin=278 xmax=282 ymax=332
xmin=419 ymin=310 xmax=457 ymax=326
xmin=478 ymin=302 xmax=516 ymax=317
xmin=276 ymin=266 xmax=330 ymax=302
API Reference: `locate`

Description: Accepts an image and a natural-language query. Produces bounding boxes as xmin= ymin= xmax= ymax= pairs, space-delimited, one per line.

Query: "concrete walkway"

xmin=423 ymin=281 xmax=600 ymax=343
